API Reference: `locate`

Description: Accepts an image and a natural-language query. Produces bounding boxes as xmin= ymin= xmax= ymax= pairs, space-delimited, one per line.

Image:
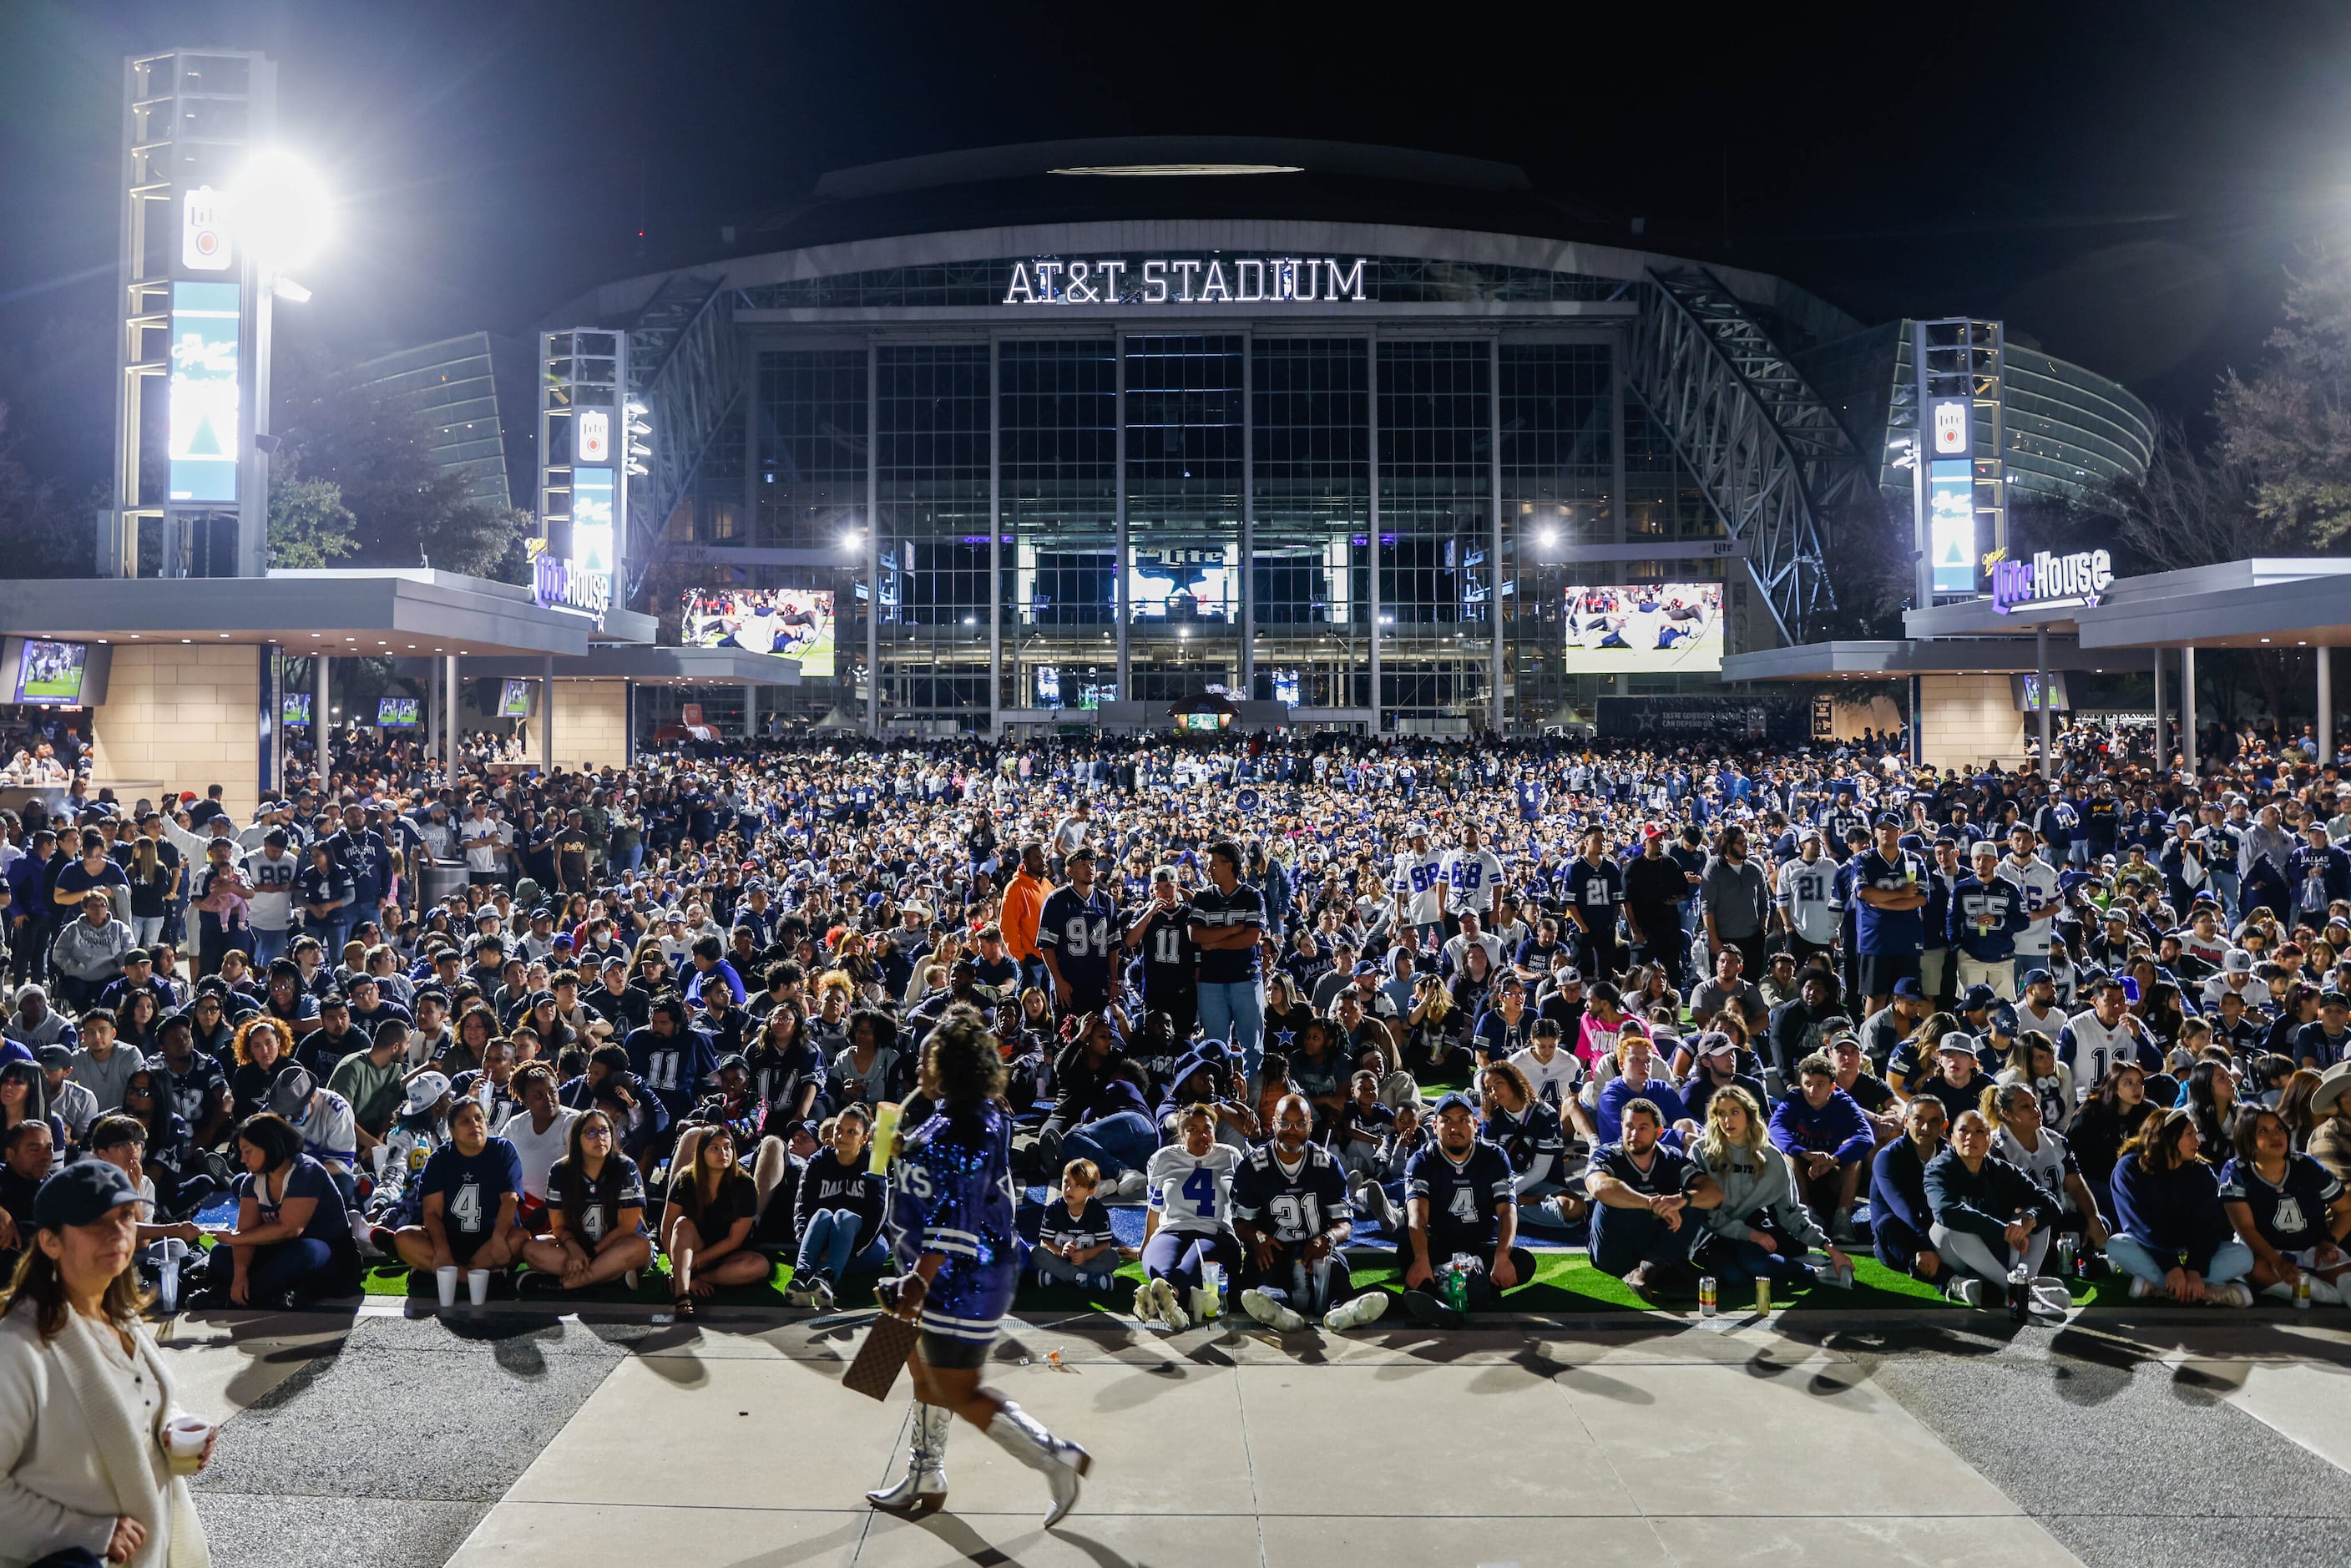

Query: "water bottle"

xmin=1698 ymin=1275 xmax=1717 ymax=1316
xmin=1201 ymin=1262 xmax=1224 ymax=1318
xmin=2055 ymin=1237 xmax=2077 ymax=1277
xmin=2007 ymin=1259 xmax=2031 ymax=1323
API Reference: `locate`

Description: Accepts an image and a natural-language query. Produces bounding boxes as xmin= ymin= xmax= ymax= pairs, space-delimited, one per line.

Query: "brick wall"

xmin=1917 ymin=672 xmax=2025 ymax=771
xmin=91 ymin=644 xmax=261 ymax=817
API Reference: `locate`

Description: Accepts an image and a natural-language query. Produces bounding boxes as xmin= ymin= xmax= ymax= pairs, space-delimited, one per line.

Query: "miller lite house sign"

xmin=530 ymin=540 xmax=612 ymax=630
xmin=1990 ymin=548 xmax=2114 ymax=615
xmin=1004 ymin=256 xmax=1369 ymax=306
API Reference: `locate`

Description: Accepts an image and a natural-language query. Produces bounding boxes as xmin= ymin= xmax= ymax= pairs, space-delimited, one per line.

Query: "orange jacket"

xmin=1002 ymin=869 xmax=1048 ymax=962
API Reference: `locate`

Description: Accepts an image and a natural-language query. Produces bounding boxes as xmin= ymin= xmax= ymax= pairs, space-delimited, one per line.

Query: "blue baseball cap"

xmin=1430 ymin=1091 xmax=1475 ymax=1117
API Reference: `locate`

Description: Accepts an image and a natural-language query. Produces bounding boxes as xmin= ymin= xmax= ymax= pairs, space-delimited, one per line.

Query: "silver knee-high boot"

xmin=983 ymin=1399 xmax=1092 ymax=1527
xmin=866 ymin=1401 xmax=951 ymax=1515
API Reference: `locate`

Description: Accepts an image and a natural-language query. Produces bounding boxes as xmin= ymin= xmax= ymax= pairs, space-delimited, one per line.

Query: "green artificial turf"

xmin=363 ymin=1247 xmax=2120 ymax=1317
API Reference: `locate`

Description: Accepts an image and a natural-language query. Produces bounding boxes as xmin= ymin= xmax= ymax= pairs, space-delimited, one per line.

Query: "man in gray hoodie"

xmin=47 ymin=895 xmax=133 ymax=1010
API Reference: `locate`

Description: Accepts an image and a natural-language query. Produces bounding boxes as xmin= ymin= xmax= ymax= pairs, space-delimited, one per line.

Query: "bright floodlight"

xmin=1536 ymin=527 xmax=1559 ymax=548
xmin=234 ymin=149 xmax=331 ymax=271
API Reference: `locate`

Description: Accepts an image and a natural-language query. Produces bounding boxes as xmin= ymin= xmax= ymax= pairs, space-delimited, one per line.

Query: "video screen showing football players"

xmin=680 ymin=588 xmax=836 ymax=678
xmin=1560 ymin=583 xmax=1724 ymax=672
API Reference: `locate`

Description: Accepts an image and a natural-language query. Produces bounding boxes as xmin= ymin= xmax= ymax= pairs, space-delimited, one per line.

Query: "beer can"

xmin=2296 ymin=1274 xmax=2313 ymax=1310
xmin=1755 ymin=1278 xmax=1771 ymax=1314
xmin=1698 ymin=1276 xmax=1717 ymax=1317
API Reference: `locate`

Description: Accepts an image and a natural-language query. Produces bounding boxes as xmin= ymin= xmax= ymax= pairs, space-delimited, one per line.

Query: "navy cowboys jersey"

xmin=1479 ymin=1098 xmax=1565 ymax=1180
xmin=1037 ymin=885 xmax=1119 ymax=991
xmin=1405 ymin=1139 xmax=1517 ymax=1248
xmin=1135 ymin=905 xmax=1198 ymax=997
xmin=1231 ymin=1141 xmax=1351 ymax=1244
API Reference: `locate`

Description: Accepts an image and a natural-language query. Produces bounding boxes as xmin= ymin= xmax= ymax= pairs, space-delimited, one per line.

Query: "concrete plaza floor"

xmin=163 ymin=1302 xmax=2351 ymax=1567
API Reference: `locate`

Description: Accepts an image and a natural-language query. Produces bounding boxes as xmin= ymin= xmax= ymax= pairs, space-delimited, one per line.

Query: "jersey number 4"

xmin=1181 ymin=1166 xmax=1219 ymax=1218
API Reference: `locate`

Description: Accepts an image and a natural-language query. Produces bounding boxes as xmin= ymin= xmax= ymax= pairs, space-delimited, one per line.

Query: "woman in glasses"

xmin=519 ymin=1109 xmax=652 ymax=1295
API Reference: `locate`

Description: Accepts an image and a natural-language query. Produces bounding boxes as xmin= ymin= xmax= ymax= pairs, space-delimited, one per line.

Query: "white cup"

xmin=467 ymin=1268 xmax=490 ymax=1306
xmin=435 ymin=1266 xmax=459 ymax=1308
xmin=164 ymin=1414 xmax=213 ymax=1476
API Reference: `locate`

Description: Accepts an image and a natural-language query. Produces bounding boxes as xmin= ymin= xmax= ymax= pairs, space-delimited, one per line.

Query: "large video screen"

xmin=377 ymin=696 xmax=420 ymax=727
xmin=1127 ymin=549 xmax=1233 ymax=621
xmin=15 ymin=640 xmax=88 ymax=706
xmin=498 ymin=678 xmax=533 ymax=719
xmin=1561 ymin=584 xmax=1725 ymax=673
xmin=168 ymin=281 xmax=240 ymax=503
xmin=681 ymin=588 xmax=836 ymax=679
xmin=281 ymin=691 xmax=311 ymax=725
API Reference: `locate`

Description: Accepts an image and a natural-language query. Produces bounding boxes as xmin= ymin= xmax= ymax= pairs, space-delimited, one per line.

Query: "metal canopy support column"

xmin=2182 ymin=645 xmax=2198 ymax=779
xmin=542 ymin=655 xmax=555 ymax=770
xmin=865 ymin=341 xmax=879 ymax=738
xmin=2152 ymin=648 xmax=2166 ymax=771
xmin=1115 ymin=336 xmax=1129 ymax=705
xmin=988 ymin=336 xmax=1002 ymax=736
xmin=315 ymin=655 xmax=330 ymax=791
xmin=1489 ymin=335 xmax=1504 ymax=734
xmin=2035 ymin=625 xmax=2051 ymax=781
xmin=443 ymin=655 xmax=459 ymax=787
xmin=743 ymin=680 xmax=757 ymax=744
xmin=1367 ymin=336 xmax=1382 ymax=734
xmin=2322 ymin=648 xmax=2336 ymax=768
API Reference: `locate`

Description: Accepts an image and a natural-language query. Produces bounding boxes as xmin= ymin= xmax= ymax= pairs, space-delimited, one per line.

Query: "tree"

xmin=2099 ymin=418 xmax=2270 ymax=572
xmin=2214 ymin=244 xmax=2351 ymax=552
xmin=265 ymin=473 xmax=359 ymax=569
xmin=0 ymin=402 xmax=92 ymax=578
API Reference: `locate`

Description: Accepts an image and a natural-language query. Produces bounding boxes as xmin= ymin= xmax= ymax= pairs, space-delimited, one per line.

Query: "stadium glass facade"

xmin=601 ymin=220 xmax=2148 ymax=734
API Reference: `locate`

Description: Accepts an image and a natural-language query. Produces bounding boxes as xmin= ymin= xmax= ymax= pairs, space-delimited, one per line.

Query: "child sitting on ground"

xmin=1030 ymin=1158 xmax=1132 ymax=1293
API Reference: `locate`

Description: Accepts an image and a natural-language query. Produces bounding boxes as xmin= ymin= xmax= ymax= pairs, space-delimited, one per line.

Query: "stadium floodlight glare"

xmin=1536 ymin=527 xmax=1559 ymax=548
xmin=232 ymin=148 xmax=332 ymax=273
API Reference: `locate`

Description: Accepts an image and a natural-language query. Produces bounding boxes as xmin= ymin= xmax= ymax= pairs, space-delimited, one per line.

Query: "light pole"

xmin=233 ymin=147 xmax=331 ymax=577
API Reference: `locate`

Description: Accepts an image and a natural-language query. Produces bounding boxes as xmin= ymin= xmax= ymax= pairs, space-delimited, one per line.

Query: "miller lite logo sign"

xmin=182 ymin=187 xmax=231 ymax=272
xmin=576 ymin=408 xmax=611 ymax=463
xmin=1929 ymin=397 xmax=1969 ymax=457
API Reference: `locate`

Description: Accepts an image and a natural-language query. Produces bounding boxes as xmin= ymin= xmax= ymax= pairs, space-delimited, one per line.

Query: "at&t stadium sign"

xmin=1004 ymin=256 xmax=1369 ymax=306
xmin=1989 ymin=547 xmax=2113 ymax=615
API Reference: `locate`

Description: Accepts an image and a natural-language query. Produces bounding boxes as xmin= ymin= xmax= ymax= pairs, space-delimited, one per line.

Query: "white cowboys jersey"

xmin=1776 ymin=857 xmax=1841 ymax=945
xmin=1996 ymin=853 xmax=2061 ymax=957
xmin=1393 ymin=849 xmax=1448 ymax=925
xmin=1145 ymin=1141 xmax=1241 ymax=1237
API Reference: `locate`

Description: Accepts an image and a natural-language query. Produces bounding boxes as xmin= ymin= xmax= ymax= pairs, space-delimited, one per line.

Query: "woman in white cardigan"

xmin=0 ymin=1161 xmax=213 ymax=1567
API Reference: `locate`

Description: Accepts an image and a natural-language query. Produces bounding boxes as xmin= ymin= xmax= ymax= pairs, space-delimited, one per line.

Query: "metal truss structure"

xmin=623 ymin=273 xmax=741 ymax=602
xmin=1628 ymin=266 xmax=1877 ymax=645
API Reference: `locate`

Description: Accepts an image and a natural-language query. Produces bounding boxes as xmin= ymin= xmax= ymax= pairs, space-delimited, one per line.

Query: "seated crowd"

xmin=3 ymin=722 xmax=2351 ymax=1332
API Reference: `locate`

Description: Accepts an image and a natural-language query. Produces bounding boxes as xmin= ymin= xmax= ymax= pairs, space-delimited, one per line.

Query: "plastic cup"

xmin=467 ymin=1268 xmax=490 ymax=1307
xmin=164 ymin=1415 xmax=212 ymax=1476
xmin=435 ymin=1266 xmax=459 ymax=1308
xmin=869 ymin=1101 xmax=902 ymax=1175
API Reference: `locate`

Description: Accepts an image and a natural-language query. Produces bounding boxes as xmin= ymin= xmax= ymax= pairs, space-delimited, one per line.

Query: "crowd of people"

xmin=0 ymin=718 xmax=2345 ymax=1346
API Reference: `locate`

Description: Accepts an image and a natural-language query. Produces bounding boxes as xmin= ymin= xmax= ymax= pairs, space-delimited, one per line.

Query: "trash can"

xmin=421 ymin=858 xmax=470 ymax=908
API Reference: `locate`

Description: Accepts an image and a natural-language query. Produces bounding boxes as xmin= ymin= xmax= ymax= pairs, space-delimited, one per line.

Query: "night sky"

xmin=3 ymin=0 xmax=2348 ymax=486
